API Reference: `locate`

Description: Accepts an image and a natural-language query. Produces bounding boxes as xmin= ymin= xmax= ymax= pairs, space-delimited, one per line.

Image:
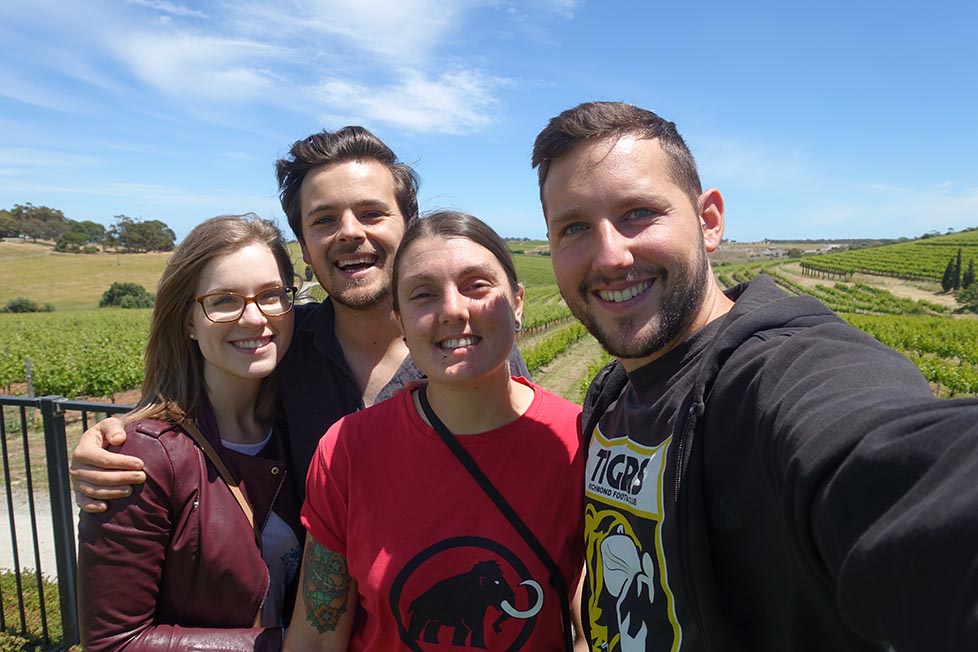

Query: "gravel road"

xmin=0 ymin=488 xmax=75 ymax=579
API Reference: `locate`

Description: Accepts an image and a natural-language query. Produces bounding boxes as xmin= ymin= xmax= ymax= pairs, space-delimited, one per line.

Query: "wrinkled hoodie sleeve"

xmin=713 ymin=308 xmax=978 ymax=651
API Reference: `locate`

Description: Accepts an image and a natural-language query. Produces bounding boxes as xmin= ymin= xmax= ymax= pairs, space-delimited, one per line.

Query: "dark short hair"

xmin=275 ymin=126 xmax=420 ymax=242
xmin=391 ymin=210 xmax=519 ymax=311
xmin=531 ymin=101 xmax=702 ymax=208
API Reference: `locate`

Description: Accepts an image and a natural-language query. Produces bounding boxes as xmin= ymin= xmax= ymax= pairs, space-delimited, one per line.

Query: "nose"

xmin=336 ymin=210 xmax=365 ymax=242
xmin=439 ymin=287 xmax=468 ymax=324
xmin=238 ymin=300 xmax=268 ymax=327
xmin=592 ymin=219 xmax=634 ymax=274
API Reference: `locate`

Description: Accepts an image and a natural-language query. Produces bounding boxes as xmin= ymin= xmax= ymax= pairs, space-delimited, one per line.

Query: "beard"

xmin=322 ymin=245 xmax=393 ymax=310
xmin=568 ymin=248 xmax=711 ymax=360
xmin=328 ymin=278 xmax=392 ymax=310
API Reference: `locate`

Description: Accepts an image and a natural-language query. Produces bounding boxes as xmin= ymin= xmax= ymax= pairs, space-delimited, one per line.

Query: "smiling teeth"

xmin=597 ymin=280 xmax=652 ymax=303
xmin=338 ymin=257 xmax=375 ymax=268
xmin=440 ymin=336 xmax=479 ymax=349
xmin=233 ymin=338 xmax=270 ymax=349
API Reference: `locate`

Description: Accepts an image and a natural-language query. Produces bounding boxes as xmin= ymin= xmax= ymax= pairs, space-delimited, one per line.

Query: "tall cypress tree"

xmin=964 ymin=259 xmax=976 ymax=289
xmin=942 ymin=257 xmax=956 ymax=292
xmin=954 ymin=247 xmax=963 ymax=290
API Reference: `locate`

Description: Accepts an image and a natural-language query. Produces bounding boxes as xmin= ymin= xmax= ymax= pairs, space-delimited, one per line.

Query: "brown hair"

xmin=275 ymin=126 xmax=420 ymax=242
xmin=531 ymin=101 xmax=702 ymax=208
xmin=129 ymin=213 xmax=294 ymax=426
xmin=391 ymin=210 xmax=519 ymax=311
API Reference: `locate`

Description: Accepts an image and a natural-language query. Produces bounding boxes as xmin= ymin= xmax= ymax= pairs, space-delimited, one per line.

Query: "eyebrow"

xmin=198 ymin=281 xmax=283 ymax=295
xmin=304 ymin=198 xmax=393 ymax=219
xmin=402 ymin=262 xmax=501 ymax=285
xmin=549 ymin=193 xmax=673 ymax=227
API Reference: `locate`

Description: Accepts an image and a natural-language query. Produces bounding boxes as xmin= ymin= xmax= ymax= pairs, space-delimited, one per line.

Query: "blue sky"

xmin=1 ymin=0 xmax=976 ymax=243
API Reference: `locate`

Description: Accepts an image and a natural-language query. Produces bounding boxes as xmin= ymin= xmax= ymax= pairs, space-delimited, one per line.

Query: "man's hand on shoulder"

xmin=70 ymin=417 xmax=146 ymax=513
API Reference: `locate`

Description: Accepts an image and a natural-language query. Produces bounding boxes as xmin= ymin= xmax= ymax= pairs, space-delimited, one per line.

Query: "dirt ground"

xmin=776 ymin=263 xmax=958 ymax=309
xmin=533 ymin=336 xmax=606 ymax=402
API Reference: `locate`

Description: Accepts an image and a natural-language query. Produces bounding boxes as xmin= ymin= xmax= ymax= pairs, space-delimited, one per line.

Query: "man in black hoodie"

xmin=533 ymin=101 xmax=978 ymax=652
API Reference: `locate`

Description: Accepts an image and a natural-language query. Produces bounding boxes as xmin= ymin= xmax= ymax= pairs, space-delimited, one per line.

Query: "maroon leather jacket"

xmin=77 ymin=418 xmax=302 ymax=652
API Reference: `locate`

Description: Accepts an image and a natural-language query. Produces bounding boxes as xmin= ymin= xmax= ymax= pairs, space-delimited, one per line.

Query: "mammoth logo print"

xmin=390 ymin=537 xmax=544 ymax=651
xmin=584 ymin=430 xmax=683 ymax=652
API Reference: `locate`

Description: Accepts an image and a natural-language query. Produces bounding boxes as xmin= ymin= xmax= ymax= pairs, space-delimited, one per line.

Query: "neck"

xmin=203 ymin=371 xmax=264 ymax=444
xmin=420 ymin=367 xmax=533 ymax=435
xmin=332 ymin=297 xmax=404 ymax=354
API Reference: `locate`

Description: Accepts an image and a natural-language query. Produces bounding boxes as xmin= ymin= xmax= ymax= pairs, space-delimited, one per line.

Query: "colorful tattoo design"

xmin=302 ymin=540 xmax=351 ymax=633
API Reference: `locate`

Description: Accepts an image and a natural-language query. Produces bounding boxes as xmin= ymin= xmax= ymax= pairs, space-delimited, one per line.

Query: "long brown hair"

xmin=128 ymin=214 xmax=294 ymax=426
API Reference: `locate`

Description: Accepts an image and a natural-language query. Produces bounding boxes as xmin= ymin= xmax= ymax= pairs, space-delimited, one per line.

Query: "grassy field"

xmin=0 ymin=240 xmax=556 ymax=312
xmin=0 ymin=241 xmax=172 ymax=311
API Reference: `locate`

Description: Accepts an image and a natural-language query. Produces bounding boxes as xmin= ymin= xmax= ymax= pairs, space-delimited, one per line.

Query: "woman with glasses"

xmin=78 ymin=214 xmax=301 ymax=652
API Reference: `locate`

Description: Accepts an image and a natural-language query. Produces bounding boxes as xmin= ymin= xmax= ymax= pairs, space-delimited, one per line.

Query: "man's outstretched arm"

xmin=70 ymin=417 xmax=146 ymax=513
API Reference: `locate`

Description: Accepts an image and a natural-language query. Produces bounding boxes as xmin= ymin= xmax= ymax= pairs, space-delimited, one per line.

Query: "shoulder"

xmin=533 ymin=384 xmax=583 ymax=416
xmin=293 ymin=299 xmax=331 ymax=333
xmin=125 ymin=418 xmax=179 ymax=440
xmin=120 ymin=419 xmax=200 ymax=482
xmin=321 ymin=391 xmax=412 ymax=453
xmin=519 ymin=380 xmax=582 ymax=444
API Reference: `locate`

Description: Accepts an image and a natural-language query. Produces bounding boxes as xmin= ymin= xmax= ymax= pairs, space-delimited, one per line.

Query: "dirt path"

xmin=776 ymin=262 xmax=957 ymax=308
xmin=533 ymin=335 xmax=606 ymax=403
xmin=0 ymin=487 xmax=71 ymax=578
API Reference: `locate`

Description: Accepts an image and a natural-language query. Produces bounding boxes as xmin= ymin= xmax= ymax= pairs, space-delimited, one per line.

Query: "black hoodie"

xmin=581 ymin=275 xmax=978 ymax=652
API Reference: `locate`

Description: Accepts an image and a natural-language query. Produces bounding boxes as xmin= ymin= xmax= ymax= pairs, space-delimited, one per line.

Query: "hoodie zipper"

xmin=673 ymin=403 xmax=697 ymax=502
xmin=673 ymin=401 xmax=714 ymax=651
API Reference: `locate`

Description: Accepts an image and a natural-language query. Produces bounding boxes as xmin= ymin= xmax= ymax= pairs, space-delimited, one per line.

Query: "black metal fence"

xmin=0 ymin=395 xmax=131 ymax=650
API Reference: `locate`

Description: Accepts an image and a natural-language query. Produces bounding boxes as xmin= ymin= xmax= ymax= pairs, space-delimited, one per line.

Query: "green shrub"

xmin=99 ymin=282 xmax=154 ymax=309
xmin=1 ymin=298 xmax=54 ymax=313
xmin=0 ymin=569 xmax=73 ymax=651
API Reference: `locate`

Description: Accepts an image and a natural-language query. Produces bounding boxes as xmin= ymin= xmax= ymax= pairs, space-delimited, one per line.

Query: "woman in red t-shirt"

xmin=286 ymin=211 xmax=585 ymax=652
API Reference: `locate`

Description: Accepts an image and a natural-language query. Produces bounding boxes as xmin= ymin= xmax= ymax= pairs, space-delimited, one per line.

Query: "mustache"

xmin=335 ymin=244 xmax=382 ymax=258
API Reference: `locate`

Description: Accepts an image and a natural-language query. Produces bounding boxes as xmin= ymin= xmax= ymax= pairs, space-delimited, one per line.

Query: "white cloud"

xmin=0 ymin=148 xmax=104 ymax=170
xmin=0 ymin=69 xmax=87 ymax=112
xmin=311 ymin=67 xmax=502 ymax=133
xmin=231 ymin=0 xmax=470 ymax=64
xmin=1 ymin=0 xmax=532 ymax=134
xmin=125 ymin=0 xmax=208 ymax=18
xmin=109 ymin=31 xmax=286 ymax=102
xmin=538 ymin=0 xmax=579 ymax=19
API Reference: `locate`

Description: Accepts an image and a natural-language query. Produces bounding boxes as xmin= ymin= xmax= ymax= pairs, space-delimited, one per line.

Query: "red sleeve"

xmin=77 ymin=425 xmax=281 ymax=652
xmin=301 ymin=419 xmax=351 ymax=555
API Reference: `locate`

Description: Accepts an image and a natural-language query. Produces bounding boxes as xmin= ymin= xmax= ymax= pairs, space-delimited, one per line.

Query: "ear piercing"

xmin=514 ymin=320 xmax=522 ymax=333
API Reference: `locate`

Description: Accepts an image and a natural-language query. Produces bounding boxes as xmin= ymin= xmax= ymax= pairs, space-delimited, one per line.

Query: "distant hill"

xmin=799 ymin=229 xmax=978 ymax=282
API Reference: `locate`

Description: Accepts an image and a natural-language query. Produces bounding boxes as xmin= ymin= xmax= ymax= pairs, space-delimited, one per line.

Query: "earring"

xmin=514 ymin=320 xmax=522 ymax=333
xmin=190 ymin=333 xmax=197 ymax=340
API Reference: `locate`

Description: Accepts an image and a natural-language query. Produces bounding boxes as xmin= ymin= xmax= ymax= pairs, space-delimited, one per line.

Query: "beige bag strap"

xmin=181 ymin=419 xmax=264 ymax=628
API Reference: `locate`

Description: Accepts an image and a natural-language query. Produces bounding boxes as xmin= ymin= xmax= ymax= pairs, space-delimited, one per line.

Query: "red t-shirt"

xmin=302 ymin=379 xmax=584 ymax=652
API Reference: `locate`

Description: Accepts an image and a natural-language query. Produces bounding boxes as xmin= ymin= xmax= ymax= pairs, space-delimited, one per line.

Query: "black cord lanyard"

xmin=418 ymin=386 xmax=574 ymax=652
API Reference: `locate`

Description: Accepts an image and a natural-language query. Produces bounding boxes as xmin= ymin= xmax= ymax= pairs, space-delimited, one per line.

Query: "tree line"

xmin=0 ymin=203 xmax=176 ymax=253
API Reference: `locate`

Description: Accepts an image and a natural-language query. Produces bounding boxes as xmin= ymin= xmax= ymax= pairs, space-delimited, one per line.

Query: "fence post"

xmin=40 ymin=395 xmax=79 ymax=648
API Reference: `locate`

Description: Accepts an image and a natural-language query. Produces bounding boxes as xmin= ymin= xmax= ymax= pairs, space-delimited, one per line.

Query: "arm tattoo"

xmin=302 ymin=540 xmax=351 ymax=633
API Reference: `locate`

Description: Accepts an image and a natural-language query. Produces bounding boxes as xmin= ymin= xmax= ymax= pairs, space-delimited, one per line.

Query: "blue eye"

xmin=625 ymin=208 xmax=654 ymax=219
xmin=563 ymin=223 xmax=587 ymax=236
